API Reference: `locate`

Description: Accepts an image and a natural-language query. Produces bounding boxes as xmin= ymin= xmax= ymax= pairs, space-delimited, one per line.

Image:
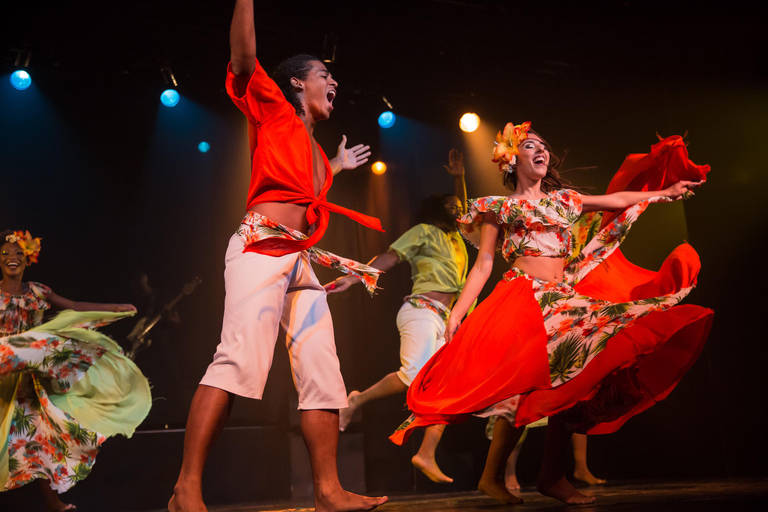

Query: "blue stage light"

xmin=378 ymin=111 xmax=395 ymax=129
xmin=160 ymin=89 xmax=180 ymax=107
xmin=198 ymin=141 xmax=210 ymax=153
xmin=10 ymin=70 xmax=32 ymax=91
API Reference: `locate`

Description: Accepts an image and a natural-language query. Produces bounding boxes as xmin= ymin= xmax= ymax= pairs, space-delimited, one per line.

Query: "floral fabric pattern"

xmin=4 ymin=374 xmax=105 ymax=492
xmin=0 ymin=283 xmax=51 ymax=336
xmin=473 ymin=195 xmax=688 ymax=422
xmin=236 ymin=211 xmax=382 ymax=295
xmin=404 ymin=294 xmax=450 ymax=323
xmin=1 ymin=287 xmax=148 ymax=493
xmin=503 ymin=267 xmax=689 ymax=388
xmin=0 ymin=284 xmax=106 ymax=493
xmin=458 ymin=189 xmax=583 ymax=262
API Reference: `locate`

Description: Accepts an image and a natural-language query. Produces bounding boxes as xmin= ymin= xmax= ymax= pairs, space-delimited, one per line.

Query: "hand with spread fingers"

xmin=443 ymin=148 xmax=465 ymax=177
xmin=332 ymin=135 xmax=372 ymax=173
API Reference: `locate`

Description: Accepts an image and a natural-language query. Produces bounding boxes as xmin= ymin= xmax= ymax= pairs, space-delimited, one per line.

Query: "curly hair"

xmin=418 ymin=194 xmax=459 ymax=232
xmin=502 ymin=129 xmax=567 ymax=194
xmin=272 ymin=54 xmax=320 ymax=117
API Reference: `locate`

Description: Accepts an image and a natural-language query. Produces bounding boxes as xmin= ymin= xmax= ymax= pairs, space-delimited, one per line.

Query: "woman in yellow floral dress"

xmin=0 ymin=230 xmax=151 ymax=511
xmin=390 ymin=123 xmax=713 ymax=505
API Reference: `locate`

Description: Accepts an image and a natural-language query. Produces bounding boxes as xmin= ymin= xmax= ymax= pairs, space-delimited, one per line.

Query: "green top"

xmin=389 ymin=223 xmax=468 ymax=296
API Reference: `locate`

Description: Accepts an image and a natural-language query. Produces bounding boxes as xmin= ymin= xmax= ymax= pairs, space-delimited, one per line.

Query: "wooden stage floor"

xmin=157 ymin=479 xmax=768 ymax=512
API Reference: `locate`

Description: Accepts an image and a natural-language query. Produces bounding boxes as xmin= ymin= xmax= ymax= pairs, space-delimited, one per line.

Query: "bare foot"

xmin=316 ymin=488 xmax=388 ymax=511
xmin=412 ymin=454 xmax=453 ymax=483
xmin=478 ymin=477 xmax=523 ymax=505
xmin=537 ymin=476 xmax=596 ymax=505
xmin=47 ymin=500 xmax=76 ymax=512
xmin=505 ymin=472 xmax=521 ymax=490
xmin=573 ymin=468 xmax=606 ymax=485
xmin=40 ymin=480 xmax=77 ymax=512
xmin=168 ymin=489 xmax=208 ymax=512
xmin=339 ymin=391 xmax=360 ymax=432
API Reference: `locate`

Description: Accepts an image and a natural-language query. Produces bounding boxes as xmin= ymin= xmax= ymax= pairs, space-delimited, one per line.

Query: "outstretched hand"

xmin=662 ymin=180 xmax=704 ymax=201
xmin=114 ymin=304 xmax=137 ymax=313
xmin=324 ymin=276 xmax=356 ymax=294
xmin=335 ymin=135 xmax=372 ymax=171
xmin=443 ymin=148 xmax=465 ymax=177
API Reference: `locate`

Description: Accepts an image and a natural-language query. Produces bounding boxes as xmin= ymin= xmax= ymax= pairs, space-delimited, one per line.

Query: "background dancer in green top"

xmin=326 ymin=149 xmax=468 ymax=483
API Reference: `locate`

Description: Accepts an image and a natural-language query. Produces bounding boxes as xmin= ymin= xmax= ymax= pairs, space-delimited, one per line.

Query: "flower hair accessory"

xmin=492 ymin=121 xmax=531 ymax=172
xmin=5 ymin=231 xmax=42 ymax=264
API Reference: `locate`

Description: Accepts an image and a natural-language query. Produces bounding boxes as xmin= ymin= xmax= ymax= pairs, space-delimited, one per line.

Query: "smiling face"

xmin=444 ymin=196 xmax=462 ymax=220
xmin=295 ymin=61 xmax=338 ymax=122
xmin=515 ymin=133 xmax=551 ymax=180
xmin=1 ymin=242 xmax=27 ymax=279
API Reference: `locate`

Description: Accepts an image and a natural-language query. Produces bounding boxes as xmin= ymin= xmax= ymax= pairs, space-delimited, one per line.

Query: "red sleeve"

xmin=225 ymin=58 xmax=291 ymax=124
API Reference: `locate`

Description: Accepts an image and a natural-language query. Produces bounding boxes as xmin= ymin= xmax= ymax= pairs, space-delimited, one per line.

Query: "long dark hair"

xmin=272 ymin=54 xmax=319 ymax=117
xmin=418 ymin=194 xmax=458 ymax=233
xmin=502 ymin=129 xmax=567 ymax=194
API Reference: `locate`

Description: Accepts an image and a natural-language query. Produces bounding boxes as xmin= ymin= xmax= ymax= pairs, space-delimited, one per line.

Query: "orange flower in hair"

xmin=492 ymin=121 xmax=531 ymax=172
xmin=5 ymin=230 xmax=42 ymax=264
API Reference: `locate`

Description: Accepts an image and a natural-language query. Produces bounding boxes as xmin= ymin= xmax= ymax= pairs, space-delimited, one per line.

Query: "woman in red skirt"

xmin=390 ymin=122 xmax=713 ymax=505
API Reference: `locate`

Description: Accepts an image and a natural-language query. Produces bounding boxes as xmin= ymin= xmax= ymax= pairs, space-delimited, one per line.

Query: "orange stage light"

xmin=460 ymin=113 xmax=480 ymax=133
xmin=372 ymin=161 xmax=387 ymax=175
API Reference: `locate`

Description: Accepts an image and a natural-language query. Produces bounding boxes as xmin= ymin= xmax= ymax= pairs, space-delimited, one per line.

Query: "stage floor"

xmin=157 ymin=479 xmax=768 ymax=512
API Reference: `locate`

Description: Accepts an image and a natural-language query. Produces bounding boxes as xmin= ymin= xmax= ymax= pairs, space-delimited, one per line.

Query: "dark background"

xmin=1 ymin=0 xmax=766 ymax=510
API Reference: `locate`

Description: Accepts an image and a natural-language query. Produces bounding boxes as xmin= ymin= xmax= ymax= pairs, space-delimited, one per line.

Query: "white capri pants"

xmin=200 ymin=234 xmax=347 ymax=410
xmin=395 ymin=301 xmax=447 ymax=386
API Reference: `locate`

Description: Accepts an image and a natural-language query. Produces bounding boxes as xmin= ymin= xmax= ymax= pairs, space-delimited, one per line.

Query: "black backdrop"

xmin=1 ymin=0 xmax=766 ymax=508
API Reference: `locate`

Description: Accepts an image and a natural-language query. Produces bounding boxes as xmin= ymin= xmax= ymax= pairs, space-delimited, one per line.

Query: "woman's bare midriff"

xmin=249 ymin=203 xmax=313 ymax=235
xmin=421 ymin=290 xmax=457 ymax=309
xmin=512 ymin=255 xmax=565 ymax=283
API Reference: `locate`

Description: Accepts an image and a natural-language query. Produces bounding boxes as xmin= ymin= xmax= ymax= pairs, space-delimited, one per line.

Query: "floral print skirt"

xmin=391 ymin=246 xmax=713 ymax=445
xmin=1 ymin=311 xmax=151 ymax=493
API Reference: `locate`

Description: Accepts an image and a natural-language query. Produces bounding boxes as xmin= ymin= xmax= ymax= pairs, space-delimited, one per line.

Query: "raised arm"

xmin=325 ymin=249 xmax=399 ymax=293
xmin=445 ymin=213 xmax=500 ymax=342
xmin=444 ymin=149 xmax=468 ymax=214
xmin=581 ymin=180 xmax=702 ymax=213
xmin=230 ymin=0 xmax=256 ymax=77
xmin=47 ymin=291 xmax=136 ymax=313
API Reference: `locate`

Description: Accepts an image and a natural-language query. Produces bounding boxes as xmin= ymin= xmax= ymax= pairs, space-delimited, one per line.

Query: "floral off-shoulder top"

xmin=458 ymin=189 xmax=583 ymax=262
xmin=0 ymin=282 xmax=52 ymax=336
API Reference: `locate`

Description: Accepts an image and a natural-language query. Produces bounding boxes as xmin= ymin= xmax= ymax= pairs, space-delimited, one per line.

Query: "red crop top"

xmin=225 ymin=58 xmax=383 ymax=256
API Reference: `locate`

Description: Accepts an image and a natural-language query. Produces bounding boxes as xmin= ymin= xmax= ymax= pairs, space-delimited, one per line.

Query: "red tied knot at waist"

xmin=244 ymin=194 xmax=384 ymax=257
xmin=306 ymin=199 xmax=323 ymax=226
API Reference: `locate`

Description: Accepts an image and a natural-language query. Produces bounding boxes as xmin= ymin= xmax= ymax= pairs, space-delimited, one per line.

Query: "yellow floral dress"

xmin=0 ymin=283 xmax=151 ymax=493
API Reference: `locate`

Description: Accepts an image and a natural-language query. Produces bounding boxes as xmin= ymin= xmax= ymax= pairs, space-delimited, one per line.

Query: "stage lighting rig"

xmin=9 ymin=49 xmax=32 ymax=91
xmin=321 ymin=33 xmax=338 ymax=64
xmin=160 ymin=66 xmax=178 ymax=88
xmin=159 ymin=66 xmax=180 ymax=107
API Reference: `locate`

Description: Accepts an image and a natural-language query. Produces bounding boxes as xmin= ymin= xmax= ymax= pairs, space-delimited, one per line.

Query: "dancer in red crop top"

xmin=168 ymin=2 xmax=387 ymax=511
xmin=390 ymin=123 xmax=712 ymax=505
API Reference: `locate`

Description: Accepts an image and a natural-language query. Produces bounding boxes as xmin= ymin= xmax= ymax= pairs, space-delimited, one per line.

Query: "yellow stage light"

xmin=460 ymin=113 xmax=480 ymax=133
xmin=372 ymin=161 xmax=387 ymax=175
